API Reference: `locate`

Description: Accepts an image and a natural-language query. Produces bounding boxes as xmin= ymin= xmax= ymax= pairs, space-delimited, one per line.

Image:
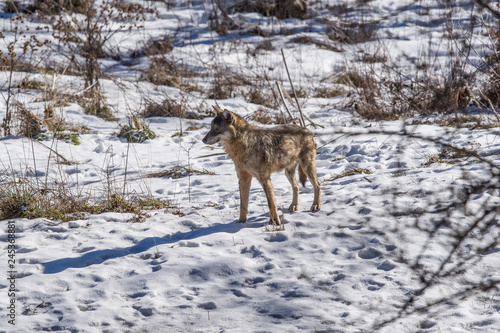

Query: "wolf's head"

xmin=202 ymin=107 xmax=235 ymax=145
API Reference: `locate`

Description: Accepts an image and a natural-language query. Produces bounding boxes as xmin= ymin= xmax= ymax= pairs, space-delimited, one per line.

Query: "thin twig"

xmin=472 ymin=0 xmax=500 ymax=19
xmin=35 ymin=141 xmax=79 ymax=165
xmin=468 ymin=81 xmax=500 ymax=122
xmin=75 ymin=81 xmax=98 ymax=96
xmin=196 ymin=152 xmax=227 ymax=159
xmin=281 ymin=48 xmax=306 ymax=127
xmin=277 ymin=81 xmax=324 ymax=128
xmin=123 ymin=141 xmax=130 ymax=197
xmin=275 ymin=81 xmax=295 ymax=121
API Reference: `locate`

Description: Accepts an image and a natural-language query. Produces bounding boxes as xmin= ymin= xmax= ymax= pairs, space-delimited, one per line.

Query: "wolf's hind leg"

xmin=285 ymin=164 xmax=299 ymax=212
xmin=300 ymin=157 xmax=321 ymax=212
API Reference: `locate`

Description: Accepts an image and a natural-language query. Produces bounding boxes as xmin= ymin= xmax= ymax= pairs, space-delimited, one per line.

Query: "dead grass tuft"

xmin=142 ymin=98 xmax=200 ymax=119
xmin=145 ymin=166 xmax=216 ymax=179
xmin=326 ymin=167 xmax=372 ymax=181
xmin=422 ymin=144 xmax=479 ymax=167
xmin=141 ymin=35 xmax=174 ymax=56
xmin=0 ymin=167 xmax=174 ymax=222
xmin=246 ymin=87 xmax=278 ymax=109
xmin=15 ymin=103 xmax=88 ymax=144
xmin=140 ymin=57 xmax=196 ymax=88
xmin=249 ymin=107 xmax=289 ymax=125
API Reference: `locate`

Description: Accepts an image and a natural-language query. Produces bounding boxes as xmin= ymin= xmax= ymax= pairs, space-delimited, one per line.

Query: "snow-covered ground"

xmin=1 ymin=1 xmax=500 ymax=332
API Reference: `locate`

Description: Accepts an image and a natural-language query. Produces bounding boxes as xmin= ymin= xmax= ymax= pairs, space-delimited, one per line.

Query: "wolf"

xmin=202 ymin=106 xmax=321 ymax=225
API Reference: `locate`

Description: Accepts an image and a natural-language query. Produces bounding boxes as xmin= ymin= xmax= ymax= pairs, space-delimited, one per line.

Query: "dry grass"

xmin=78 ymin=89 xmax=116 ymax=121
xmin=142 ymin=97 xmax=200 ymax=119
xmin=145 ymin=166 xmax=216 ymax=180
xmin=207 ymin=70 xmax=252 ymax=100
xmin=314 ymin=87 xmax=344 ymax=98
xmin=246 ymin=87 xmax=278 ymax=109
xmin=249 ymin=107 xmax=289 ymax=125
xmin=140 ymin=57 xmax=197 ymax=89
xmin=140 ymin=35 xmax=174 ymax=56
xmin=483 ymin=28 xmax=500 ymax=109
xmin=0 ymin=166 xmax=173 ymax=222
xmin=0 ymin=186 xmax=173 ymax=222
xmin=336 ymin=71 xmax=392 ymax=120
xmin=422 ymin=145 xmax=479 ymax=167
xmin=412 ymin=116 xmax=500 ymax=129
xmin=326 ymin=167 xmax=372 ymax=181
xmin=15 ymin=103 xmax=89 ymax=144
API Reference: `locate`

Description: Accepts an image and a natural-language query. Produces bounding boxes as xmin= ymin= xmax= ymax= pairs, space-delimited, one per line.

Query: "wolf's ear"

xmin=223 ymin=110 xmax=235 ymax=124
xmin=212 ymin=105 xmax=224 ymax=115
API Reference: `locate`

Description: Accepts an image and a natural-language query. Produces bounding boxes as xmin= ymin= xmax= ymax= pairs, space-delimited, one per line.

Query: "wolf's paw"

xmin=288 ymin=204 xmax=298 ymax=212
xmin=310 ymin=204 xmax=320 ymax=212
xmin=270 ymin=217 xmax=281 ymax=226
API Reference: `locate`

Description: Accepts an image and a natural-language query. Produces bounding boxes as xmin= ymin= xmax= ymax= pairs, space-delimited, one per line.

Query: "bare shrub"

xmin=207 ymin=70 xmax=251 ymax=100
xmin=328 ymin=127 xmax=500 ymax=331
xmin=0 ymin=15 xmax=50 ymax=136
xmin=246 ymin=86 xmax=278 ymax=109
xmin=209 ymin=0 xmax=309 ymax=36
xmin=231 ymin=0 xmax=275 ymax=17
xmin=341 ymin=66 xmax=472 ymax=120
xmin=145 ymin=166 xmax=215 ymax=179
xmin=4 ymin=0 xmax=21 ymax=13
xmin=335 ymin=71 xmax=376 ymax=90
xmin=335 ymin=70 xmax=392 ymax=120
xmin=49 ymin=0 xmax=146 ymax=89
xmin=483 ymin=21 xmax=500 ymax=108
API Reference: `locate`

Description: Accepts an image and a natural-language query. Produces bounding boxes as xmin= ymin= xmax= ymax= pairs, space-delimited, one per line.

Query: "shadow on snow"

xmin=41 ymin=219 xmax=266 ymax=274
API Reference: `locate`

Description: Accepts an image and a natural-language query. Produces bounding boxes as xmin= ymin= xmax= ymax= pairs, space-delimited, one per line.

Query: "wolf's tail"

xmin=298 ymin=165 xmax=307 ymax=187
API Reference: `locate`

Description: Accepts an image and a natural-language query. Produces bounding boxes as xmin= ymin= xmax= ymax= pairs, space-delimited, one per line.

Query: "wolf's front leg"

xmin=237 ymin=170 xmax=252 ymax=223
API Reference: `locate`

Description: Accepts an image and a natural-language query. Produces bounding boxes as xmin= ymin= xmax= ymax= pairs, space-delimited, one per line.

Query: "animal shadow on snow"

xmin=41 ymin=220 xmax=265 ymax=274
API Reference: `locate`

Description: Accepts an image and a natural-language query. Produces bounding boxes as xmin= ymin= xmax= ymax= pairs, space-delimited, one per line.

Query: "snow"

xmin=1 ymin=1 xmax=500 ymax=332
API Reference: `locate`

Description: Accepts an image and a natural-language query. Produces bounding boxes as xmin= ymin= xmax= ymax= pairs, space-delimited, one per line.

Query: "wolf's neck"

xmin=221 ymin=127 xmax=251 ymax=162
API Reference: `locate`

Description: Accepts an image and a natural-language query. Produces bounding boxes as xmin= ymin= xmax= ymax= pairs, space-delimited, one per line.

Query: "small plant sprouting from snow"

xmin=118 ymin=116 xmax=157 ymax=143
